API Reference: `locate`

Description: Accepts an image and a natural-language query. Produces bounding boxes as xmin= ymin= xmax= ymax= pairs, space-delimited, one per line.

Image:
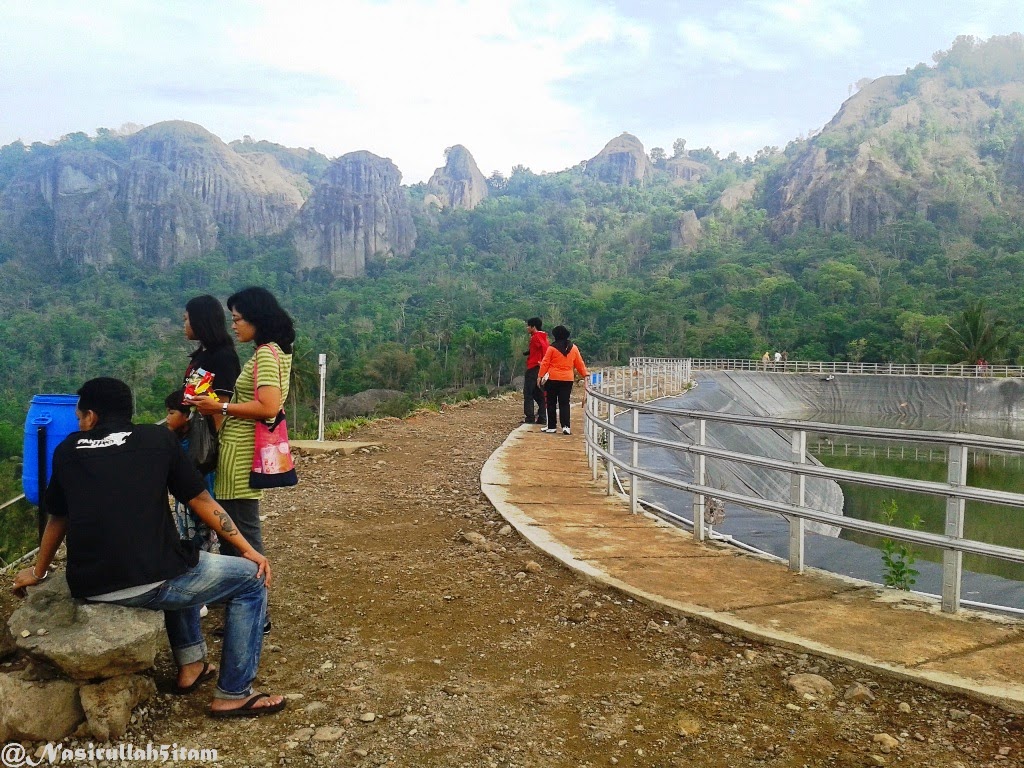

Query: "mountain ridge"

xmin=3 ymin=34 xmax=1024 ymax=276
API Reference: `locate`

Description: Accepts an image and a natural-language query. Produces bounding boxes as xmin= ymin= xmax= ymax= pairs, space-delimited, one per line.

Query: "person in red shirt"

xmin=523 ymin=317 xmax=549 ymax=424
xmin=538 ymin=325 xmax=588 ymax=435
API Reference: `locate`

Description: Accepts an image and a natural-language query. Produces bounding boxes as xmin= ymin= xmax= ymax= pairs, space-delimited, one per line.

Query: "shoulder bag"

xmin=249 ymin=344 xmax=298 ymax=489
xmin=187 ymin=411 xmax=219 ymax=475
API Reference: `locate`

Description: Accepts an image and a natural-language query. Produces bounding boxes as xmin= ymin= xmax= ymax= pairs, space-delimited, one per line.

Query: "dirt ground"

xmin=3 ymin=394 xmax=1023 ymax=767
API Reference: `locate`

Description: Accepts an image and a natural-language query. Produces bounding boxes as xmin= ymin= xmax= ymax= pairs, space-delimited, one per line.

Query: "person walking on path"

xmin=12 ymin=377 xmax=285 ymax=718
xmin=523 ymin=317 xmax=549 ymax=424
xmin=539 ymin=325 xmax=588 ymax=435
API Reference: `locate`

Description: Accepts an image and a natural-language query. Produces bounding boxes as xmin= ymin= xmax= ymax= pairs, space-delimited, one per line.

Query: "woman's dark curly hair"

xmin=227 ymin=287 xmax=295 ymax=354
xmin=185 ymin=294 xmax=234 ymax=352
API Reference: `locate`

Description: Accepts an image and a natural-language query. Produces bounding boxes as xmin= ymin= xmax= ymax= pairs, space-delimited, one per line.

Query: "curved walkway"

xmin=481 ymin=422 xmax=1024 ymax=715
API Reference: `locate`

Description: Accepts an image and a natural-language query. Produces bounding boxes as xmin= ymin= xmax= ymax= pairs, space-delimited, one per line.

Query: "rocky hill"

xmin=292 ymin=151 xmax=416 ymax=277
xmin=766 ymin=34 xmax=1024 ymax=238
xmin=4 ymin=35 xmax=1024 ymax=276
xmin=426 ymin=144 xmax=488 ymax=210
xmin=584 ymin=132 xmax=654 ymax=186
xmin=0 ymin=121 xmax=306 ymax=268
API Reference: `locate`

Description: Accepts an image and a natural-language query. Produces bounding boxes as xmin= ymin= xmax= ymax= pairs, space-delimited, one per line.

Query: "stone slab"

xmin=291 ymin=440 xmax=381 ymax=456
xmin=917 ymin=637 xmax=1024 ymax=685
xmin=535 ymin=520 xmax=727 ymax=560
xmin=733 ymin=591 xmax=1021 ymax=667
xmin=591 ymin=554 xmax=848 ymax=613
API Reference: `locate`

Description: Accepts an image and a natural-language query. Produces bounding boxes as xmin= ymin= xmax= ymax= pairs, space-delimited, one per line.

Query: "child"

xmin=165 ymin=390 xmax=217 ymax=553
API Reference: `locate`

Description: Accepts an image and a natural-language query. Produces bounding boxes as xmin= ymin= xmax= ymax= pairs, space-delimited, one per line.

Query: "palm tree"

xmin=939 ymin=299 xmax=1008 ymax=364
xmin=288 ymin=337 xmax=321 ymax=436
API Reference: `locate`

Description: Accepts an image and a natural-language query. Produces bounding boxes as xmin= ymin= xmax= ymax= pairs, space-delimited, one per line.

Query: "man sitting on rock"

xmin=12 ymin=377 xmax=286 ymax=718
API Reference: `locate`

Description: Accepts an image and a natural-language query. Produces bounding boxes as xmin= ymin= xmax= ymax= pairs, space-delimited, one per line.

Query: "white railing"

xmin=585 ymin=359 xmax=1024 ymax=614
xmin=635 ymin=357 xmax=1024 ymax=378
xmin=810 ymin=441 xmax=1024 ymax=468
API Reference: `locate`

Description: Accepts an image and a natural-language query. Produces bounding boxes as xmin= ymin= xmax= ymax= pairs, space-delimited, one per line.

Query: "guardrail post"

xmin=584 ymin=388 xmax=594 ymax=465
xmin=943 ymin=444 xmax=968 ymax=613
xmin=693 ymin=419 xmax=707 ymax=541
xmin=788 ymin=429 xmax=806 ymax=573
xmin=591 ymin=395 xmax=599 ymax=481
xmin=606 ymin=403 xmax=616 ymax=495
xmin=630 ymin=407 xmax=639 ymax=514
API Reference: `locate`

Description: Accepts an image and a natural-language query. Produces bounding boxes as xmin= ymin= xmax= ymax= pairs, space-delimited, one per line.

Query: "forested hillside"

xmin=2 ymin=35 xmax=1024 ymax=463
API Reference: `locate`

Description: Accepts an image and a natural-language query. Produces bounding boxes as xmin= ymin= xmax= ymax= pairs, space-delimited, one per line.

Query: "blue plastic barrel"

xmin=22 ymin=394 xmax=79 ymax=504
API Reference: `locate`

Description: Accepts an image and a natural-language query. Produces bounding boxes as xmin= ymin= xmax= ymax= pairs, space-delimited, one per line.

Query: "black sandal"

xmin=172 ymin=661 xmax=217 ymax=695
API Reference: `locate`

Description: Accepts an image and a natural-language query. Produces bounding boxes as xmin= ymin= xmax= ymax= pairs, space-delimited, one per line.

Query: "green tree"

xmin=939 ymin=299 xmax=1009 ymax=364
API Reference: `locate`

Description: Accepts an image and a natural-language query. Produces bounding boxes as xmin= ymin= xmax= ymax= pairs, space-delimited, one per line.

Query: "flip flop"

xmin=208 ymin=692 xmax=287 ymax=719
xmin=172 ymin=662 xmax=217 ymax=695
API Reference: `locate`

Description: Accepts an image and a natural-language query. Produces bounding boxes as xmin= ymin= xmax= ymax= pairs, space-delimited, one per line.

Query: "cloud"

xmin=0 ymin=0 xmax=1021 ymax=182
xmin=677 ymin=20 xmax=791 ymax=72
xmin=214 ymin=0 xmax=652 ymax=179
xmin=675 ymin=0 xmax=865 ymax=72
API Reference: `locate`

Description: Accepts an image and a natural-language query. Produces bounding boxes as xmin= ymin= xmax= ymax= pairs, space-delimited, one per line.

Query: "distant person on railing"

xmin=773 ymin=350 xmax=782 ymax=370
xmin=782 ymin=350 xmax=788 ymax=365
xmin=522 ymin=317 xmax=549 ymax=425
xmin=539 ymin=325 xmax=588 ymax=436
xmin=761 ymin=351 xmax=770 ymax=371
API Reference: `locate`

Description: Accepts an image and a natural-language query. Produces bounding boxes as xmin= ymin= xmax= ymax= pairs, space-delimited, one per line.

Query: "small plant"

xmin=325 ymin=417 xmax=371 ymax=439
xmin=879 ymin=499 xmax=921 ymax=591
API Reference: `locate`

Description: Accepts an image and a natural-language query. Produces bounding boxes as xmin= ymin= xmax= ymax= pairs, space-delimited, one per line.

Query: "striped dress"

xmin=215 ymin=343 xmax=292 ymax=500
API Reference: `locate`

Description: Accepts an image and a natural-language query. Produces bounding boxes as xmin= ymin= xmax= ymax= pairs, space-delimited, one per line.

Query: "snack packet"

xmin=183 ymin=368 xmax=218 ymax=401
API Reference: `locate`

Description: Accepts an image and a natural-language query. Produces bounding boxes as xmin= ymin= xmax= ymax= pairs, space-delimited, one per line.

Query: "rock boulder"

xmin=8 ymin=573 xmax=165 ymax=681
xmin=584 ymin=133 xmax=653 ymax=186
xmin=0 ymin=621 xmax=16 ymax=662
xmin=671 ymin=210 xmax=703 ymax=251
xmin=0 ymin=669 xmax=84 ymax=742
xmin=328 ymin=389 xmax=408 ymax=419
xmin=426 ymin=145 xmax=488 ymax=210
xmin=80 ymin=674 xmax=157 ymax=741
xmin=292 ymin=151 xmax=417 ymax=277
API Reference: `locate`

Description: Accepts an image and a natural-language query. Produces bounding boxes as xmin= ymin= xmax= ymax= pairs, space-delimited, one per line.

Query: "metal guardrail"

xmin=585 ymin=359 xmax=1024 ymax=614
xmin=0 ymin=493 xmax=26 ymax=512
xmin=635 ymin=357 xmax=1024 ymax=378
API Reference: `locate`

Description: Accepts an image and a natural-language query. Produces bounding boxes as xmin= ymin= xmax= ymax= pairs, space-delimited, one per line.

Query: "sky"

xmin=1 ymin=0 xmax=1022 ymax=183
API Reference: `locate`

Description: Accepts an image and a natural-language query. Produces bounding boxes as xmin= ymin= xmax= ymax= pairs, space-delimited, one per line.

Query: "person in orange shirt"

xmin=538 ymin=325 xmax=588 ymax=435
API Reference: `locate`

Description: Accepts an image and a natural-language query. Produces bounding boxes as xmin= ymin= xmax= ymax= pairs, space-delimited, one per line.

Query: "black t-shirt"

xmin=185 ymin=345 xmax=241 ymax=399
xmin=45 ymin=421 xmax=207 ymax=598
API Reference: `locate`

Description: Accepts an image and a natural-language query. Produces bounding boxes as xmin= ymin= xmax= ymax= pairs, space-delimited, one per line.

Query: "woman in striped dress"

xmin=193 ymin=286 xmax=293 ymax=634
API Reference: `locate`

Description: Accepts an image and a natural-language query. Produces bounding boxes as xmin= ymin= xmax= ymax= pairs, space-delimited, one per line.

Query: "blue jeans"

xmin=99 ymin=551 xmax=267 ymax=699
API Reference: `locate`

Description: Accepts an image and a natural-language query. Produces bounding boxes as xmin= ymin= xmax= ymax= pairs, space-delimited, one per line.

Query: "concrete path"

xmin=482 ymin=423 xmax=1024 ymax=715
